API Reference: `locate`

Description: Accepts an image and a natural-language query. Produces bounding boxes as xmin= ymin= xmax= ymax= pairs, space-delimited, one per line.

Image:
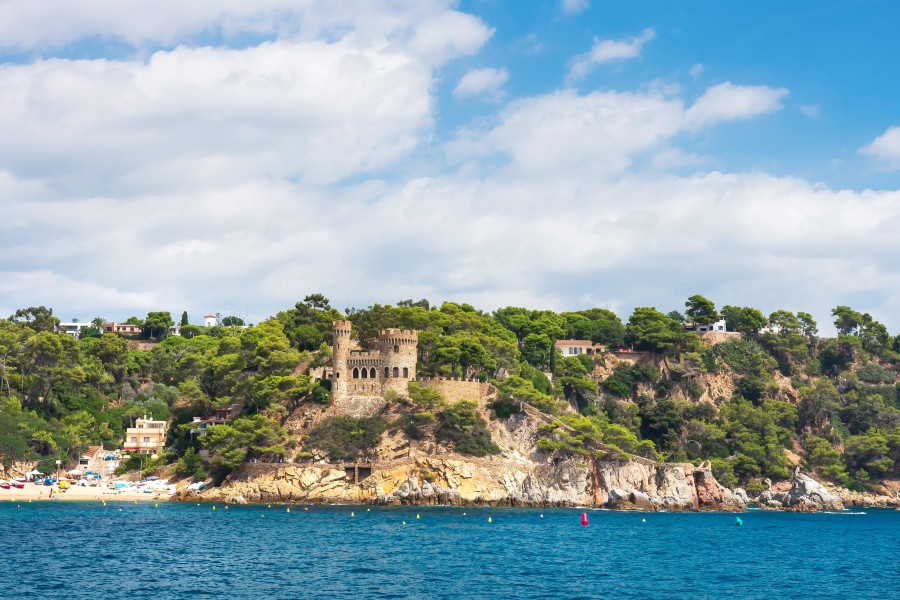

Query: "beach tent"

xmin=26 ymin=469 xmax=43 ymax=481
xmin=66 ymin=469 xmax=82 ymax=476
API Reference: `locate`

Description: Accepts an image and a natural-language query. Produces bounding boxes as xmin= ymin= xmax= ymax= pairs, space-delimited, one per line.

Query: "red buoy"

xmin=580 ymin=512 xmax=589 ymax=526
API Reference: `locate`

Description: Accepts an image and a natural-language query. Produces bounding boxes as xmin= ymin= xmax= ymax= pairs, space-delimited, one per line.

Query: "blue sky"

xmin=1 ymin=0 xmax=899 ymax=332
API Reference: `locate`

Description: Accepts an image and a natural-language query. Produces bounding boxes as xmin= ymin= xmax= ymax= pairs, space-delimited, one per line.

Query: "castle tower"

xmin=378 ymin=328 xmax=419 ymax=396
xmin=331 ymin=320 xmax=353 ymax=401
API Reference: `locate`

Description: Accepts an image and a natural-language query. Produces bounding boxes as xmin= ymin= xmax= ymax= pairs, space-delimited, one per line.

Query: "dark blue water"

xmin=0 ymin=501 xmax=896 ymax=599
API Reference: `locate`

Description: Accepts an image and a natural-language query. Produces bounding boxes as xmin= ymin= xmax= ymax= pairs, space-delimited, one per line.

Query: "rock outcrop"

xmin=182 ymin=403 xmax=746 ymax=511
xmin=757 ymin=469 xmax=844 ymax=512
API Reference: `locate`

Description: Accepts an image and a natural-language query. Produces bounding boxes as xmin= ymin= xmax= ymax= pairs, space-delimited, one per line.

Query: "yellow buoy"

xmin=351 ymin=512 xmax=355 ymax=517
xmin=642 ymin=518 xmax=646 ymax=523
xmin=28 ymin=500 xmax=32 ymax=503
xmin=367 ymin=508 xmax=370 ymax=512
xmin=488 ymin=517 xmax=492 ymax=523
xmin=402 ymin=521 xmax=406 ymax=525
xmin=154 ymin=503 xmax=158 ymax=508
xmin=212 ymin=506 xmax=216 ymax=510
xmin=118 ymin=508 xmax=122 ymax=512
xmin=416 ymin=514 xmax=420 ymax=519
xmin=287 ymin=508 xmax=291 ymax=513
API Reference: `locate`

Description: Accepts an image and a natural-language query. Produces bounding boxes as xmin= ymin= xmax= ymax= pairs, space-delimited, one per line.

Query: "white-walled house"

xmin=692 ymin=317 xmax=728 ymax=333
xmin=57 ymin=319 xmax=90 ymax=338
xmin=204 ymin=313 xmax=218 ymax=327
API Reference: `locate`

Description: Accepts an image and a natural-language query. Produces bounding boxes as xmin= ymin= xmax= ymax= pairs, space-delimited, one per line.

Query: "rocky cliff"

xmin=181 ymin=409 xmax=746 ymax=511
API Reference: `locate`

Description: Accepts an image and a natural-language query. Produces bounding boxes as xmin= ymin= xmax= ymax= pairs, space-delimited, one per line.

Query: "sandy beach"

xmin=1 ymin=482 xmax=171 ymax=502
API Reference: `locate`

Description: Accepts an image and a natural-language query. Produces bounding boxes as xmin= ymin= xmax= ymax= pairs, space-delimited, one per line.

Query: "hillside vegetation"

xmin=1 ymin=296 xmax=898 ymax=494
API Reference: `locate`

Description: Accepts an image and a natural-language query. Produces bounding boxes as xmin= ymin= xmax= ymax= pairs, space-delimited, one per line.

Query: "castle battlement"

xmin=332 ymin=320 xmax=418 ymax=405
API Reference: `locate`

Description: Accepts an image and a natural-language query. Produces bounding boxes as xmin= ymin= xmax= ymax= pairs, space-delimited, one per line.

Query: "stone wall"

xmin=697 ymin=331 xmax=742 ymax=346
xmin=415 ymin=377 xmax=494 ymax=404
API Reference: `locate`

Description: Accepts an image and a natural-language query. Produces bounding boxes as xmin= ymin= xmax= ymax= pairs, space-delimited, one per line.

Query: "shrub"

xmin=304 ymin=415 xmax=387 ymax=461
xmin=857 ymin=362 xmax=895 ymax=385
xmin=436 ymin=401 xmax=500 ymax=457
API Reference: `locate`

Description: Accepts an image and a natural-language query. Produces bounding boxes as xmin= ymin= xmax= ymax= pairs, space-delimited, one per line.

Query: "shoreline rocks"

xmin=757 ymin=469 xmax=844 ymax=512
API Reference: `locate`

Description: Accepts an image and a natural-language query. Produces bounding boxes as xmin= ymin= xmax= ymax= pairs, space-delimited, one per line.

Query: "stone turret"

xmin=331 ymin=320 xmax=353 ymax=400
xmin=378 ymin=328 xmax=418 ymax=396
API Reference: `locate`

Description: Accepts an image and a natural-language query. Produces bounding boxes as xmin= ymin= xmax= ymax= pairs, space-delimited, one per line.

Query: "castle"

xmin=331 ymin=320 xmax=418 ymax=401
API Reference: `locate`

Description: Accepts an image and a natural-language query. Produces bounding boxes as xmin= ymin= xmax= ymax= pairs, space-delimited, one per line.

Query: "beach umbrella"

xmin=66 ymin=468 xmax=81 ymax=475
xmin=27 ymin=470 xmax=43 ymax=475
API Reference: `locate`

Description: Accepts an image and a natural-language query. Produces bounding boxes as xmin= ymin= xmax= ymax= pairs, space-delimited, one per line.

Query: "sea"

xmin=1 ymin=501 xmax=896 ymax=599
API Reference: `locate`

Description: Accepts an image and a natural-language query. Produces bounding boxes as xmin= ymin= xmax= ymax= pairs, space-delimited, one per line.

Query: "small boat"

xmin=10 ymin=479 xmax=25 ymax=489
xmin=0 ymin=480 xmax=10 ymax=490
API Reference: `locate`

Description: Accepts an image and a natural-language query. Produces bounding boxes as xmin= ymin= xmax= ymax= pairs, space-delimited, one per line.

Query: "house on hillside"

xmin=57 ymin=319 xmax=90 ymax=338
xmin=104 ymin=322 xmax=143 ymax=335
xmin=687 ymin=317 xmax=728 ymax=333
xmin=555 ymin=339 xmax=606 ymax=356
xmin=123 ymin=416 xmax=168 ymax=455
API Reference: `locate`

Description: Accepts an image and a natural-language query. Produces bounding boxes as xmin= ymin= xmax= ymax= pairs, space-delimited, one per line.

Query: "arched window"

xmin=370 ymin=367 xmax=376 ymax=379
xmin=384 ymin=367 xmax=389 ymax=378
xmin=402 ymin=367 xmax=409 ymax=378
xmin=352 ymin=367 xmax=359 ymax=378
xmin=361 ymin=368 xmax=368 ymax=379
xmin=393 ymin=367 xmax=399 ymax=378
xmin=335 ymin=372 xmax=340 ymax=378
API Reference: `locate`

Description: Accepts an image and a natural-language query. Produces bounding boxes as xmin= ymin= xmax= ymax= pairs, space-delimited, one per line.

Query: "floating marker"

xmin=462 ymin=512 xmax=466 ymax=516
xmin=540 ymin=514 xmax=544 ymax=518
xmin=581 ymin=513 xmax=589 ymax=526
xmin=367 ymin=508 xmax=371 ymax=512
xmin=735 ymin=517 xmax=743 ymax=526
xmin=287 ymin=508 xmax=291 ymax=513
xmin=154 ymin=503 xmax=158 ymax=508
xmin=304 ymin=507 xmax=308 ymax=511
xmin=351 ymin=512 xmax=355 ymax=517
xmin=268 ymin=504 xmax=271 ymax=508
xmin=488 ymin=517 xmax=492 ymax=523
xmin=212 ymin=506 xmax=216 ymax=510
xmin=416 ymin=514 xmax=420 ymax=519
xmin=642 ymin=518 xmax=646 ymax=523
xmin=118 ymin=508 xmax=122 ymax=512
xmin=28 ymin=500 xmax=32 ymax=503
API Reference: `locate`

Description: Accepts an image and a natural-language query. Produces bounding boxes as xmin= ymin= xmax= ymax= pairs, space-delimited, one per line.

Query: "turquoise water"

xmin=1 ymin=502 xmax=896 ymax=599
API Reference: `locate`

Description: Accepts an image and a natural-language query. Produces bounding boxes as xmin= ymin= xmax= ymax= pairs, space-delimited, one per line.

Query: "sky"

xmin=2 ymin=0 xmax=900 ymax=332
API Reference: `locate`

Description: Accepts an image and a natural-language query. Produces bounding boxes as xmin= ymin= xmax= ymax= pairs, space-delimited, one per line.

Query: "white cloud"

xmin=684 ymin=82 xmax=788 ymax=130
xmin=1 ymin=2 xmax=899 ymax=335
xmin=560 ymin=0 xmax=590 ymax=15
xmin=453 ymin=67 xmax=509 ymax=102
xmin=799 ymin=104 xmax=821 ymax=118
xmin=568 ymin=28 xmax=655 ymax=82
xmin=0 ymin=40 xmax=435 ymax=187
xmin=859 ymin=126 xmax=900 ymax=170
xmin=0 ymin=0 xmax=491 ymax=61
xmin=447 ymin=82 xmax=788 ymax=179
xmin=688 ymin=64 xmax=705 ymax=79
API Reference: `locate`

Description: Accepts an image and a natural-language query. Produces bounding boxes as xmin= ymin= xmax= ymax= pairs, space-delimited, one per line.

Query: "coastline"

xmin=1 ymin=482 xmax=170 ymax=503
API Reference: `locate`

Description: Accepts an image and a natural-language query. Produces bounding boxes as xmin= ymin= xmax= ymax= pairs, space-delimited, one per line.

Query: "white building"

xmin=57 ymin=319 xmax=90 ymax=339
xmin=204 ymin=313 xmax=218 ymax=327
xmin=693 ymin=317 xmax=727 ymax=333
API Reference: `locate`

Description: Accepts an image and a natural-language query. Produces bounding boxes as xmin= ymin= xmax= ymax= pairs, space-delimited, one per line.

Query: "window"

xmin=384 ymin=367 xmax=389 ymax=378
xmin=361 ymin=368 xmax=368 ymax=379
xmin=403 ymin=367 xmax=409 ymax=378
xmin=393 ymin=345 xmax=399 ymax=353
xmin=370 ymin=368 xmax=376 ymax=378
xmin=130 ymin=437 xmax=137 ymax=442
xmin=393 ymin=367 xmax=399 ymax=377
xmin=143 ymin=437 xmax=150 ymax=443
xmin=352 ymin=367 xmax=359 ymax=378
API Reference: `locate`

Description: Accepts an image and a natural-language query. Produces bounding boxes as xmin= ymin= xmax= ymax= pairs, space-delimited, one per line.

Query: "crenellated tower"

xmin=378 ymin=328 xmax=418 ymax=395
xmin=331 ymin=320 xmax=353 ymax=400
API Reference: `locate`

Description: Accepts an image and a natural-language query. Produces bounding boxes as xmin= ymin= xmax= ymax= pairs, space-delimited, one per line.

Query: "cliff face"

xmin=188 ymin=410 xmax=746 ymax=512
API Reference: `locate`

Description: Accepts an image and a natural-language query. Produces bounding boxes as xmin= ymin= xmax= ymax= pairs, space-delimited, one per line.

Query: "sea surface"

xmin=0 ymin=501 xmax=896 ymax=599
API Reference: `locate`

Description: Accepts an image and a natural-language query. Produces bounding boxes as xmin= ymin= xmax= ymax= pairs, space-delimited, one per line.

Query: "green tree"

xmin=144 ymin=311 xmax=174 ymax=339
xmin=9 ymin=306 xmax=60 ymax=333
xmin=685 ymin=295 xmax=717 ymax=326
xmin=625 ymin=307 xmax=699 ymax=354
xmin=180 ymin=311 xmax=189 ymax=327
xmin=832 ymin=306 xmax=863 ymax=335
xmin=221 ymin=316 xmax=245 ymax=327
